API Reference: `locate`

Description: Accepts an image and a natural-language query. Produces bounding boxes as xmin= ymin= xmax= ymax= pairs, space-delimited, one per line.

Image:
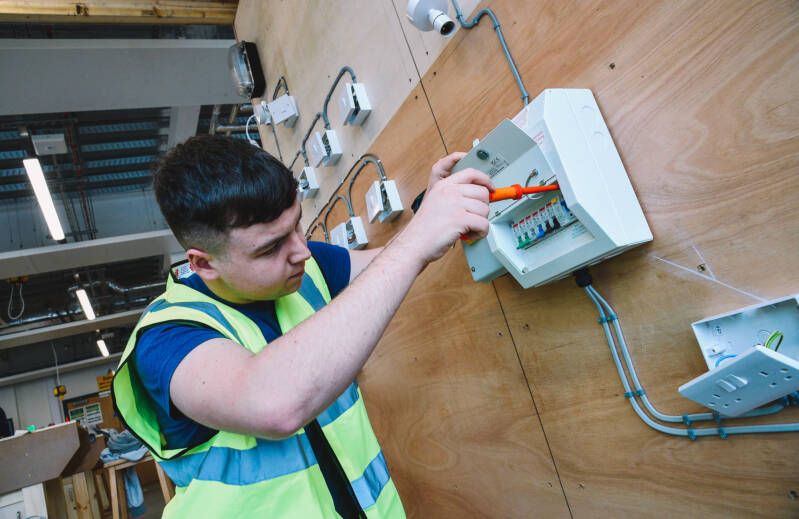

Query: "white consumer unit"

xmin=679 ymin=295 xmax=799 ymax=417
xmin=308 ymin=130 xmax=343 ymax=167
xmin=338 ymin=82 xmax=372 ymax=126
xmin=298 ymin=167 xmax=319 ymax=200
xmin=454 ymin=89 xmax=652 ymax=288
xmin=365 ymin=180 xmax=403 ymax=223
xmin=330 ymin=217 xmax=368 ymax=250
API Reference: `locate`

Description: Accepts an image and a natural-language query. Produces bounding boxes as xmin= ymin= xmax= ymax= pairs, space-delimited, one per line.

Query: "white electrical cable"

xmin=245 ymin=114 xmax=261 ymax=148
xmin=7 ymin=283 xmax=24 ymax=321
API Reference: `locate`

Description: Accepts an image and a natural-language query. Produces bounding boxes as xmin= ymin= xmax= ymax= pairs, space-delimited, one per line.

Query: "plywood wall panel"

xmin=236 ymin=0 xmax=422 ymax=230
xmin=416 ymin=0 xmax=799 ymax=517
xmin=322 ymin=85 xmax=571 ymax=518
xmin=237 ymin=0 xmax=799 ymax=517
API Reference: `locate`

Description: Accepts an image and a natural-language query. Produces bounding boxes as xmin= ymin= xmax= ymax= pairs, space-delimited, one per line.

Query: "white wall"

xmin=0 ymin=361 xmax=117 ymax=430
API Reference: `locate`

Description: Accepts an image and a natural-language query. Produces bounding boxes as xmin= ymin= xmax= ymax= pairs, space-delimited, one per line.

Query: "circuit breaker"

xmin=454 ymin=89 xmax=652 ymax=288
xmin=679 ymin=295 xmax=799 ymax=416
xmin=338 ymin=82 xmax=372 ymax=126
xmin=308 ymin=130 xmax=343 ymax=167
xmin=330 ymin=217 xmax=368 ymax=250
xmin=365 ymin=180 xmax=403 ymax=223
xmin=298 ymin=167 xmax=319 ymax=200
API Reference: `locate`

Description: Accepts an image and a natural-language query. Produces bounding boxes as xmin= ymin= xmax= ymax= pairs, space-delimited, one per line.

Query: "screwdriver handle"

xmin=489 ymin=184 xmax=559 ymax=202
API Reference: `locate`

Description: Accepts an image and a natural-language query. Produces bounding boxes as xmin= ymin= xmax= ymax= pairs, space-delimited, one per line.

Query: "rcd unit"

xmin=454 ymin=89 xmax=652 ymax=288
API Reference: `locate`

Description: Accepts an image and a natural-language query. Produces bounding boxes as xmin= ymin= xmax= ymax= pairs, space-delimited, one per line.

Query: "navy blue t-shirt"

xmin=134 ymin=241 xmax=351 ymax=449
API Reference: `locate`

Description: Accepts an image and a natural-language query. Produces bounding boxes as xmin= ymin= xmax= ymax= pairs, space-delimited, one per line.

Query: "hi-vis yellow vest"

xmin=111 ymin=258 xmax=405 ymax=518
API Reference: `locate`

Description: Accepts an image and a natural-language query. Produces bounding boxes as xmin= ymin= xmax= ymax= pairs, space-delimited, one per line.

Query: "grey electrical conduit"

xmin=299 ymin=112 xmax=324 ymax=166
xmin=306 ymin=221 xmax=328 ymax=243
xmin=346 ymin=155 xmax=387 ymax=205
xmin=588 ymin=285 xmax=786 ymax=423
xmin=321 ymin=66 xmax=357 ymax=129
xmin=288 ymin=150 xmax=303 ymax=170
xmin=585 ymin=284 xmax=799 ymax=438
xmin=273 ymin=76 xmax=290 ymax=100
xmin=451 ymin=0 xmax=529 ymax=107
xmin=323 ymin=194 xmax=355 ymax=236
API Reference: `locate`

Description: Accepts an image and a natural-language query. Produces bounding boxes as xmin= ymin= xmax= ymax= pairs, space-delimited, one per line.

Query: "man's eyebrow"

xmin=250 ymin=207 xmax=303 ymax=256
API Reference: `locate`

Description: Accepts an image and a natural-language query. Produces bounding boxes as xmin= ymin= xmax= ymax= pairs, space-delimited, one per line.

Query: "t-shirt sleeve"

xmin=134 ymin=323 xmax=224 ymax=418
xmin=307 ymin=240 xmax=351 ymax=298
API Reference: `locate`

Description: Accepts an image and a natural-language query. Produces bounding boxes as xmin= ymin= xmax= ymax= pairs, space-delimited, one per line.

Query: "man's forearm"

xmin=246 ymin=238 xmax=424 ymax=432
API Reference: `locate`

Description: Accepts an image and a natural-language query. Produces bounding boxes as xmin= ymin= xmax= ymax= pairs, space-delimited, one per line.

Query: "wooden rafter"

xmin=0 ymin=1 xmax=238 ymax=25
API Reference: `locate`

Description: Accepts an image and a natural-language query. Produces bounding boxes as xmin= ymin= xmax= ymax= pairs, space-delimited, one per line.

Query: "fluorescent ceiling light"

xmin=75 ymin=289 xmax=96 ymax=320
xmin=96 ymin=339 xmax=109 ymax=357
xmin=23 ymin=158 xmax=65 ymax=241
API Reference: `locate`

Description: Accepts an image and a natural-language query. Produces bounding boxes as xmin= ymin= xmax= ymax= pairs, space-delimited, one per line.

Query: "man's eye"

xmin=260 ymin=243 xmax=280 ymax=256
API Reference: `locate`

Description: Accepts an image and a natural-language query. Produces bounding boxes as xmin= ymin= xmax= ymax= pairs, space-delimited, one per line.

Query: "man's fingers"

xmin=460 ymin=197 xmax=490 ymax=218
xmin=432 ymin=152 xmax=467 ymax=176
xmin=461 ymin=213 xmax=490 ymax=239
xmin=457 ymin=184 xmax=491 ymax=204
xmin=448 ymin=168 xmax=495 ymax=191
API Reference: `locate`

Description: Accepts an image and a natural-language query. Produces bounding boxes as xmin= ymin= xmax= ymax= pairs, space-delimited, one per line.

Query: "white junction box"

xmin=267 ymin=95 xmax=299 ymax=128
xmin=308 ymin=130 xmax=342 ymax=167
xmin=330 ymin=216 xmax=368 ymax=250
xmin=338 ymin=82 xmax=372 ymax=126
xmin=298 ymin=167 xmax=319 ymax=200
xmin=365 ymin=180 xmax=403 ymax=223
xmin=678 ymin=295 xmax=799 ymax=417
xmin=454 ymin=89 xmax=652 ymax=288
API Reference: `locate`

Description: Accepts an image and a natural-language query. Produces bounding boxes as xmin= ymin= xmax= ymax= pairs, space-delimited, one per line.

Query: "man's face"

xmin=208 ymin=198 xmax=311 ymax=303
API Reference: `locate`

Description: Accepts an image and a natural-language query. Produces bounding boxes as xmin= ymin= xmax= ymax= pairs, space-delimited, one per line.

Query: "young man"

xmin=112 ymin=135 xmax=493 ymax=518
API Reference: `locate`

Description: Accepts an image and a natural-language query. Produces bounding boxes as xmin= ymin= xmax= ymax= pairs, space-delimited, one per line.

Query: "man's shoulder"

xmin=307 ymin=240 xmax=351 ymax=297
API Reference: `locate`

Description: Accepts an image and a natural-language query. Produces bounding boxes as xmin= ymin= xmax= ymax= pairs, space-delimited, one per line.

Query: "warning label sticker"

xmin=486 ymin=154 xmax=510 ymax=178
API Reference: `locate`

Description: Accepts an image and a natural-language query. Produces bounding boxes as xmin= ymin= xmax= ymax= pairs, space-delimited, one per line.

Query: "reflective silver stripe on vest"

xmin=351 ymin=451 xmax=392 ymax=509
xmin=298 ymin=272 xmax=326 ymax=311
xmin=160 ymin=382 xmax=360 ymax=487
xmin=145 ymin=299 xmax=243 ymax=344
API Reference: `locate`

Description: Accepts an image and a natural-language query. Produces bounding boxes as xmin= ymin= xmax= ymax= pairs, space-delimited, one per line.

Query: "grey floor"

xmin=130 ymin=484 xmax=166 ymax=519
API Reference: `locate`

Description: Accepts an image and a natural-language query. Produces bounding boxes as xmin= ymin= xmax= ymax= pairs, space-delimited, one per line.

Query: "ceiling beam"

xmin=0 ymin=352 xmax=122 ymax=387
xmin=0 ymin=228 xmax=182 ymax=278
xmin=0 ymin=39 xmax=242 ymax=115
xmin=0 ymin=1 xmax=237 ymax=25
xmin=0 ymin=308 xmax=144 ymax=351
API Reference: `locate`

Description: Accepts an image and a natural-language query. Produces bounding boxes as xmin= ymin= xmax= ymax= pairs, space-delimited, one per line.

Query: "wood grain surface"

xmin=420 ymin=0 xmax=799 ymax=517
xmin=237 ymin=0 xmax=799 ymax=517
xmin=319 ymin=83 xmax=571 ymax=518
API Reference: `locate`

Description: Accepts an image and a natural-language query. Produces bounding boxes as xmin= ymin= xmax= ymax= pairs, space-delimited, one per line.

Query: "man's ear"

xmin=187 ymin=248 xmax=220 ymax=281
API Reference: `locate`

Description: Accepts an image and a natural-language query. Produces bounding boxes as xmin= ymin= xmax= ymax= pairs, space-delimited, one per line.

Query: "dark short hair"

xmin=153 ymin=135 xmax=297 ymax=253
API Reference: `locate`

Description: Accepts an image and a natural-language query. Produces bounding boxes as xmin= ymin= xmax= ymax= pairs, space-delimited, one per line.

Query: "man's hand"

xmin=397 ymin=167 xmax=494 ymax=265
xmin=426 ymin=151 xmax=466 ymax=195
